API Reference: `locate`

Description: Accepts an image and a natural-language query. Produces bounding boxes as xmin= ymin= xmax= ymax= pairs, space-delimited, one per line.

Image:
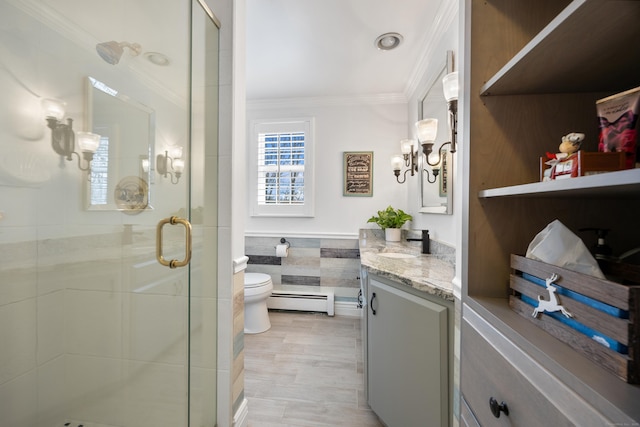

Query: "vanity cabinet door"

xmin=367 ymin=278 xmax=448 ymax=427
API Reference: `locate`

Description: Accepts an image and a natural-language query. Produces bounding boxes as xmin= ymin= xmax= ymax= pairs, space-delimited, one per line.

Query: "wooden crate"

xmin=509 ymin=254 xmax=639 ymax=383
xmin=539 ymin=150 xmax=626 ymax=181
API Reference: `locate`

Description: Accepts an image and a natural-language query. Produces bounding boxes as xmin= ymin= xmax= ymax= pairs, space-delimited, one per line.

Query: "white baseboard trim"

xmin=233 ymin=398 xmax=249 ymax=427
xmin=335 ymin=300 xmax=362 ymax=318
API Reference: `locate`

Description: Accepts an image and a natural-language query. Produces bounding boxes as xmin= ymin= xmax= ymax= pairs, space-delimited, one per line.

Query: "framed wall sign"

xmin=343 ymin=151 xmax=373 ymax=197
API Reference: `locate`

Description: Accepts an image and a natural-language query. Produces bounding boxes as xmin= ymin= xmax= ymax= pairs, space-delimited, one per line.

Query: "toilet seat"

xmin=245 ymin=272 xmax=272 ymax=288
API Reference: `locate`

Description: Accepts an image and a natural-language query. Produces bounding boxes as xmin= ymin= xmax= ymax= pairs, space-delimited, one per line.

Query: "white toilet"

xmin=244 ymin=272 xmax=273 ymax=334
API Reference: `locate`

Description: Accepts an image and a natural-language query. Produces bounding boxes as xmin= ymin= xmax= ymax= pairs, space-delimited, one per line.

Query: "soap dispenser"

xmin=580 ymin=228 xmax=612 ymax=260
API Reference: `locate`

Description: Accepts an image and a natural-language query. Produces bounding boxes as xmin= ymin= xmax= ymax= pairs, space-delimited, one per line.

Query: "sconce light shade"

xmin=391 ymin=155 xmax=404 ymax=171
xmin=168 ymin=146 xmax=183 ymax=159
xmin=442 ymin=71 xmax=459 ymax=102
xmin=173 ymin=158 xmax=185 ymax=174
xmin=42 ymin=98 xmax=66 ymax=120
xmin=400 ymin=139 xmax=414 ymax=155
xmin=415 ymin=118 xmax=438 ymax=143
xmin=76 ymin=132 xmax=101 ymax=153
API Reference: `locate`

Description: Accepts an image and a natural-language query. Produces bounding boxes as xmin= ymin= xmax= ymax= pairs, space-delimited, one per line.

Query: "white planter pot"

xmin=385 ymin=228 xmax=401 ymax=242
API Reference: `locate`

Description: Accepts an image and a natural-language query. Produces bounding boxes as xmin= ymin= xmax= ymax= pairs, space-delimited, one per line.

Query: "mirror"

xmin=85 ymin=76 xmax=155 ymax=213
xmin=419 ymin=52 xmax=453 ymax=215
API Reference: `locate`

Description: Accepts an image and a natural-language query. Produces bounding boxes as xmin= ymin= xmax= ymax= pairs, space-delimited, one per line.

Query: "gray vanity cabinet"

xmin=366 ymin=275 xmax=450 ymax=427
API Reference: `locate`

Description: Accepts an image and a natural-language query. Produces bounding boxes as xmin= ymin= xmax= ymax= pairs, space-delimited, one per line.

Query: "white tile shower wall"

xmin=0 ymin=230 xmax=193 ymax=427
xmin=37 ymin=290 xmax=66 ymax=364
xmin=0 ymin=297 xmax=37 ymax=384
xmin=0 ymin=370 xmax=37 ymax=427
xmin=244 ymin=236 xmax=361 ymax=301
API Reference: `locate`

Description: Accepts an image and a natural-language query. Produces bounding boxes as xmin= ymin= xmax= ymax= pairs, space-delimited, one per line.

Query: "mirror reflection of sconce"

xmin=156 ymin=146 xmax=184 ymax=184
xmin=391 ymin=138 xmax=420 ymax=184
xmin=443 ymin=71 xmax=459 ymax=155
xmin=392 ymin=71 xmax=459 ymax=185
xmin=42 ymin=98 xmax=101 ymax=172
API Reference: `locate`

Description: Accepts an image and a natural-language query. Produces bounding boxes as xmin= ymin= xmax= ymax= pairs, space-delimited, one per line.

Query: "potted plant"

xmin=367 ymin=206 xmax=413 ymax=242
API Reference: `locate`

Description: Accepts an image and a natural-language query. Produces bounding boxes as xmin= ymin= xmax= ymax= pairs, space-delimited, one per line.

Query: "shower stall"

xmin=0 ymin=0 xmax=220 ymax=426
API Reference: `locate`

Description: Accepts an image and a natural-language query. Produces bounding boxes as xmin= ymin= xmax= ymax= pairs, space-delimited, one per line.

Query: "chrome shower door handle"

xmin=156 ymin=216 xmax=192 ymax=268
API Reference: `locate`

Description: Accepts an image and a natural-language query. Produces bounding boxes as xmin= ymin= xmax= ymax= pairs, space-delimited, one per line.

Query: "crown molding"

xmin=404 ymin=0 xmax=459 ymax=99
xmin=247 ymin=92 xmax=408 ymax=110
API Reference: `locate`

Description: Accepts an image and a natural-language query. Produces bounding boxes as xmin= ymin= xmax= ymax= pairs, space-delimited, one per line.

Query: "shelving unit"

xmin=461 ymin=0 xmax=640 ymax=425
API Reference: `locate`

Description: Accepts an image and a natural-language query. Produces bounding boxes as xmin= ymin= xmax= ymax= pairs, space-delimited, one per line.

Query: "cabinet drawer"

xmin=460 ymin=395 xmax=480 ymax=427
xmin=461 ymin=314 xmax=609 ymax=427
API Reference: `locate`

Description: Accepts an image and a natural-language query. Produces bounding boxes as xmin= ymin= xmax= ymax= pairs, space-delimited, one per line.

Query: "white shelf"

xmin=481 ymin=0 xmax=640 ymax=96
xmin=479 ymin=169 xmax=640 ymax=199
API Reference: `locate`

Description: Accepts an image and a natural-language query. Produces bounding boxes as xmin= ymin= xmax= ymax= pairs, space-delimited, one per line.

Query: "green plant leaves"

xmin=367 ymin=205 xmax=413 ymax=230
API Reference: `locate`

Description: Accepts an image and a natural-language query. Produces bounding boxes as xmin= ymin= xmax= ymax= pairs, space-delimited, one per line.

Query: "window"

xmin=249 ymin=118 xmax=314 ymax=217
xmin=89 ymin=136 xmax=109 ymax=205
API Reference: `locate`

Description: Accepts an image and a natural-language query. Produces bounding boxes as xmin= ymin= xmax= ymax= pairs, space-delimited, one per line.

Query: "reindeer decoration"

xmin=532 ymin=273 xmax=573 ymax=318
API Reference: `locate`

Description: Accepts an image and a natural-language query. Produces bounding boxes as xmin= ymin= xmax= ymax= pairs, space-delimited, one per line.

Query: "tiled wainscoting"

xmin=244 ymin=236 xmax=362 ymax=306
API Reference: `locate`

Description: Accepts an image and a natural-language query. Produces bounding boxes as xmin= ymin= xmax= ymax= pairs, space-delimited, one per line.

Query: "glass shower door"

xmin=0 ymin=0 xmax=218 ymax=426
xmin=187 ymin=1 xmax=220 ymax=426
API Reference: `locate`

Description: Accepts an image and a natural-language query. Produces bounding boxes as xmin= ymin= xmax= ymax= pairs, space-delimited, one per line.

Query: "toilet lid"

xmin=245 ymin=272 xmax=272 ymax=288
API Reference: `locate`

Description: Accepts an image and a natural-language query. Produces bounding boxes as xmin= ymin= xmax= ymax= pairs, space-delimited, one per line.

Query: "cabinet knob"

xmin=489 ymin=397 xmax=509 ymax=418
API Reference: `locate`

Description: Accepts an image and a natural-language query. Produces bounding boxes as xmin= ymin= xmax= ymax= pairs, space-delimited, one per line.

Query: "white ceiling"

xmin=246 ymin=0 xmax=446 ymax=101
xmin=13 ymin=0 xmax=447 ymax=103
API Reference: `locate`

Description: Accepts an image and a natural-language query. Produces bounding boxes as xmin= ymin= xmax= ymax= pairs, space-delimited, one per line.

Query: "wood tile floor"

xmin=244 ymin=311 xmax=384 ymax=427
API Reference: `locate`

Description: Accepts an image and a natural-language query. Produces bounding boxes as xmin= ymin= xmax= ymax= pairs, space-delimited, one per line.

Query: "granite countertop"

xmin=359 ymin=229 xmax=455 ymax=302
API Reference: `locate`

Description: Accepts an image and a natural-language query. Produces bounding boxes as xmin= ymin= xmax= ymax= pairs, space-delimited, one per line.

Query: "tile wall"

xmin=244 ymin=236 xmax=362 ymax=302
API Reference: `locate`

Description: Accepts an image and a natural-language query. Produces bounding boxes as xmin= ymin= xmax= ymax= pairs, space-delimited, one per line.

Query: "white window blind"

xmin=250 ymin=118 xmax=314 ymax=217
xmin=258 ymin=131 xmax=305 ymax=205
xmin=89 ymin=136 xmax=110 ymax=205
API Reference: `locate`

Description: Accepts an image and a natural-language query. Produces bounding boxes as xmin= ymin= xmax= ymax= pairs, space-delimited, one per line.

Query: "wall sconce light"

xmin=392 ymin=71 xmax=459 ymax=185
xmin=42 ymin=98 xmax=101 ymax=172
xmin=415 ymin=118 xmax=442 ymax=183
xmin=157 ymin=146 xmax=184 ymax=184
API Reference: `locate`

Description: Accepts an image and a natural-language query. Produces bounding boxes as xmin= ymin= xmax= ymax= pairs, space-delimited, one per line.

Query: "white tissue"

xmin=526 ymin=219 xmax=605 ymax=278
xmin=276 ymin=244 xmax=289 ymax=258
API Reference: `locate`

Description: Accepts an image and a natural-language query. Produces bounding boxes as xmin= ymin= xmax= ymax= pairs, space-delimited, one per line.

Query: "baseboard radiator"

xmin=267 ymin=290 xmax=335 ymax=316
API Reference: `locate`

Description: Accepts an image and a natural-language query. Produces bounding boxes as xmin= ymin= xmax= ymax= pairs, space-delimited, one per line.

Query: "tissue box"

xmin=509 ymin=254 xmax=640 ymax=383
